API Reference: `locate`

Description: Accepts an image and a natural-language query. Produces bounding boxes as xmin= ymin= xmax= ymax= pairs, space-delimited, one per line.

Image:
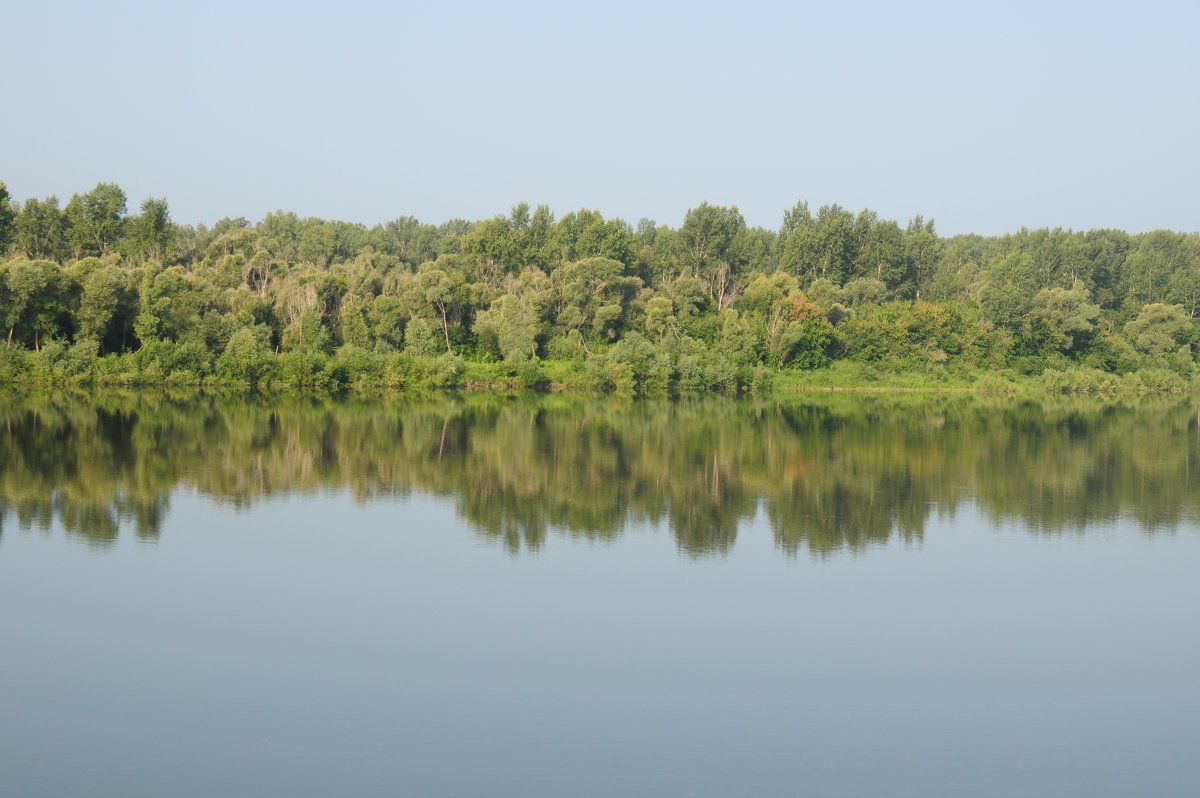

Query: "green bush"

xmin=216 ymin=326 xmax=274 ymax=385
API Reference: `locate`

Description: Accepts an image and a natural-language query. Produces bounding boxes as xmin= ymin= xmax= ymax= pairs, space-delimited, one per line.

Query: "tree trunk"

xmin=438 ymin=303 xmax=452 ymax=353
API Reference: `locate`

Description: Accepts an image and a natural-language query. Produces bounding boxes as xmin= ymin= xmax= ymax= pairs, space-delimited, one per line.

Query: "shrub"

xmin=216 ymin=326 xmax=274 ymax=385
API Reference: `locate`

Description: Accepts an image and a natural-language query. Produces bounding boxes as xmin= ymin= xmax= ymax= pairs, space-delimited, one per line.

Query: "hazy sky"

xmin=3 ymin=0 xmax=1197 ymax=235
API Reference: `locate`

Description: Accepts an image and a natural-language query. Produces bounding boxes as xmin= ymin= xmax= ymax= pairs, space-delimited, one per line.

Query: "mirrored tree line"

xmin=1 ymin=392 xmax=1196 ymax=555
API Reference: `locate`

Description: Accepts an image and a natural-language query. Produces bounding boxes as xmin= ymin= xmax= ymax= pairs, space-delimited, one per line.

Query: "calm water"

xmin=1 ymin=392 xmax=1198 ymax=797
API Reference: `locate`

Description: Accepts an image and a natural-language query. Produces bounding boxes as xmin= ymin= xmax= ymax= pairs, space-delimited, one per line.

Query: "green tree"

xmin=474 ymin=294 xmax=541 ymax=361
xmin=401 ymin=259 xmax=475 ymax=354
xmin=550 ymin=256 xmax=641 ymax=342
xmin=125 ymin=197 xmax=174 ymax=262
xmin=679 ymin=203 xmax=747 ymax=309
xmin=853 ymin=214 xmax=909 ymax=293
xmin=77 ymin=265 xmax=130 ymax=348
xmin=554 ymin=209 xmax=634 ymax=267
xmin=737 ymin=272 xmax=834 ymax=368
xmin=1032 ymin=284 xmax=1100 ymax=353
xmin=216 ymin=325 xmax=274 ymax=384
xmin=337 ymin=293 xmax=373 ymax=349
xmin=905 ymin=216 xmax=942 ymax=299
xmin=15 ymin=197 xmax=67 ymax=260
xmin=679 ymin=203 xmax=744 ymax=273
xmin=3 ymin=259 xmax=69 ymax=348
xmin=0 ymin=181 xmax=16 ymax=254
xmin=65 ymin=183 xmax=128 ymax=257
xmin=368 ymin=294 xmax=409 ymax=350
xmin=462 ymin=215 xmax=519 ymax=277
xmin=134 ymin=265 xmax=202 ymax=345
xmin=1125 ymin=303 xmax=1195 ymax=356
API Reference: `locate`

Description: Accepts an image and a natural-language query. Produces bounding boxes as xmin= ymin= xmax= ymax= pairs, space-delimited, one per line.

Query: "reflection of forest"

xmin=1 ymin=391 xmax=1197 ymax=555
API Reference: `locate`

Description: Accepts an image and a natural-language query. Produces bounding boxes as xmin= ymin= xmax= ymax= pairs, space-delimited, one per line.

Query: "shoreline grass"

xmin=2 ymin=353 xmax=1196 ymax=397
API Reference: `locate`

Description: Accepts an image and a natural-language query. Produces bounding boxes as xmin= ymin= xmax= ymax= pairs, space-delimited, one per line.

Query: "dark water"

xmin=1 ymin=392 xmax=1198 ymax=797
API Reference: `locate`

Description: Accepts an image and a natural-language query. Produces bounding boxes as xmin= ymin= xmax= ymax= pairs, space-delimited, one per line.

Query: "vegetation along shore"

xmin=0 ymin=180 xmax=1197 ymax=394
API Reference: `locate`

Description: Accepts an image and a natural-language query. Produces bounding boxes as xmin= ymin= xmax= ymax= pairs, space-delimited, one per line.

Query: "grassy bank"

xmin=1 ymin=343 xmax=1196 ymax=396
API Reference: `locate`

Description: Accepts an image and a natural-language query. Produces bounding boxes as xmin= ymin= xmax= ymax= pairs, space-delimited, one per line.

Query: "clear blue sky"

xmin=2 ymin=0 xmax=1197 ymax=235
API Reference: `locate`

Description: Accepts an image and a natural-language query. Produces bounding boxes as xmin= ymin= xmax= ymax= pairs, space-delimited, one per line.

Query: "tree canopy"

xmin=1 ymin=179 xmax=1198 ymax=392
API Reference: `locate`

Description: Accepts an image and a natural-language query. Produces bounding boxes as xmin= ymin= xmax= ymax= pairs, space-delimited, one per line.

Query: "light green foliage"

xmin=718 ymin=310 xmax=760 ymax=366
xmin=1118 ymin=231 xmax=1196 ymax=309
xmin=3 ymin=258 xmax=69 ymax=348
xmin=474 ymin=294 xmax=541 ymax=362
xmin=217 ymin=325 xmax=274 ymax=384
xmin=840 ymin=278 xmax=888 ymax=307
xmin=125 ymin=197 xmax=174 ymax=262
xmin=337 ymin=294 xmax=372 ymax=349
xmin=368 ymin=294 xmax=408 ymax=350
xmin=277 ymin=346 xmax=328 ymax=386
xmin=0 ymin=181 xmax=15 ymax=253
xmin=404 ymin=317 xmax=443 ymax=358
xmin=551 ymin=256 xmax=641 ymax=341
xmin=1 ymin=182 xmax=1199 ymax=392
xmin=282 ymin=308 xmax=331 ymax=353
xmin=58 ymin=338 xmax=100 ymax=377
xmin=462 ymin=216 xmax=517 ymax=276
xmin=374 ymin=215 xmax=441 ymax=267
xmin=658 ymin=275 xmax=708 ymax=329
xmin=16 ymin=196 xmax=67 ymax=260
xmin=809 ymin=204 xmax=856 ymax=284
xmin=978 ymin=277 xmax=1033 ymax=331
xmin=804 ymin=278 xmax=839 ymax=311
xmin=459 ymin=203 xmax=559 ymax=277
xmin=853 ymin=213 xmax=908 ymax=293
xmin=135 ymin=263 xmax=202 ymax=344
xmin=923 ymin=238 xmax=984 ymax=303
xmin=673 ymin=336 xmax=738 ymax=392
xmin=679 ymin=203 xmax=747 ymax=309
xmin=643 ymin=295 xmax=677 ymax=340
xmin=1125 ymin=303 xmax=1195 ymax=357
xmin=298 ymin=220 xmax=337 ymax=267
xmin=65 ymin=183 xmax=127 ymax=257
xmin=1032 ymin=285 xmax=1100 ymax=352
xmin=643 ymin=225 xmax=680 ymax=282
xmin=403 ymin=259 xmax=474 ymax=354
xmin=275 ymin=268 xmax=342 ymax=351
xmin=601 ymin=332 xmax=672 ymax=394
xmin=554 ymin=209 xmax=633 ymax=266
xmin=736 ymin=271 xmax=835 ymax=368
xmin=844 ymin=301 xmax=966 ymax=368
xmin=258 ymin=211 xmax=301 ymax=261
xmin=78 ymin=265 xmax=129 ymax=346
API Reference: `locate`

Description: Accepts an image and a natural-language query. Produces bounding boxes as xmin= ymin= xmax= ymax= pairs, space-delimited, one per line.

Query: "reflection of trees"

xmin=0 ymin=391 xmax=1197 ymax=555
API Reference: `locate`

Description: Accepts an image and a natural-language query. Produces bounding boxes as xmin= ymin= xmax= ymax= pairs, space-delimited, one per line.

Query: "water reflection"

xmin=1 ymin=391 xmax=1197 ymax=555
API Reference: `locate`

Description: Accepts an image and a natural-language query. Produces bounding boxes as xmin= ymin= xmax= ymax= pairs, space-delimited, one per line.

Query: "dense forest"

xmin=3 ymin=393 xmax=1196 ymax=555
xmin=0 ymin=180 xmax=1198 ymax=392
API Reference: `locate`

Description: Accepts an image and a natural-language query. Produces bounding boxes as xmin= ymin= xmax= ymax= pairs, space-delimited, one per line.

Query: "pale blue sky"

xmin=2 ymin=0 xmax=1197 ymax=235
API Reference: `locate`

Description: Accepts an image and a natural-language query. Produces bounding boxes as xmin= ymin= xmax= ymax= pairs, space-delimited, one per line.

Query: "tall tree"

xmin=679 ymin=203 xmax=745 ymax=275
xmin=679 ymin=203 xmax=747 ymax=309
xmin=65 ymin=183 xmax=128 ymax=258
xmin=15 ymin=196 xmax=67 ymax=261
xmin=0 ymin=181 xmax=16 ymax=254
xmin=77 ymin=266 xmax=131 ymax=349
xmin=905 ymin=216 xmax=942 ymax=299
xmin=126 ymin=197 xmax=174 ymax=262
xmin=3 ymin=259 xmax=68 ymax=348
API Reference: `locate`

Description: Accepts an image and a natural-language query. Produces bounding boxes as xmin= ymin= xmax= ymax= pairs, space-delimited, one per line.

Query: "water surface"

xmin=1 ymin=392 xmax=1197 ymax=797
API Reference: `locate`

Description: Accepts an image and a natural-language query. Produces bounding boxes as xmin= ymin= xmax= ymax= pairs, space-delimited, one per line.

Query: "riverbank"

xmin=2 ymin=346 xmax=1196 ymax=395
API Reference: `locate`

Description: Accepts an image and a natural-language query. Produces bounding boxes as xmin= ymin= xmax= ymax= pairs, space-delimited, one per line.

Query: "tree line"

xmin=1 ymin=180 xmax=1198 ymax=392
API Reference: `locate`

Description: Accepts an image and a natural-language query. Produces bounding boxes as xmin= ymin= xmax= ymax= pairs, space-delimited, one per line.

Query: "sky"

xmin=2 ymin=0 xmax=1197 ymax=236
